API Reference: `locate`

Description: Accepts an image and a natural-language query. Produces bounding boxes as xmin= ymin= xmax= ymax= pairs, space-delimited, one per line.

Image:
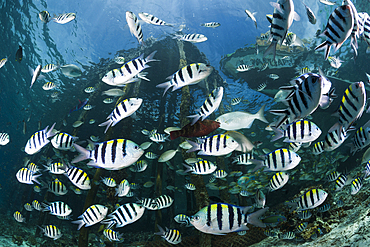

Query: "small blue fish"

xmin=69 ymin=98 xmax=89 ymax=115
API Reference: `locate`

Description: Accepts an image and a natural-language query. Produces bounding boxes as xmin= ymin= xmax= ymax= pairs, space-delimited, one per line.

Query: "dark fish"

xmin=69 ymin=98 xmax=89 ymax=115
xmin=15 ymin=46 xmax=22 ymax=63
xmin=169 ymin=119 xmax=220 ymax=140
xmin=261 ymin=215 xmax=286 ymax=224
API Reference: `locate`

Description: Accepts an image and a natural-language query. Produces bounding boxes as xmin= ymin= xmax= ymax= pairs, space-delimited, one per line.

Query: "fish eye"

xmin=193 ymin=215 xmax=200 ymax=221
xmin=134 ymin=145 xmax=139 ymax=150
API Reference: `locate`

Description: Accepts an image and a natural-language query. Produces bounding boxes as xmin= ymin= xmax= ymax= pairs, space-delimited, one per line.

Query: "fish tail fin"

xmin=32 ymin=174 xmax=42 ymax=184
xmin=71 ymin=219 xmax=86 ymax=230
xmin=250 ymin=159 xmax=264 ymax=172
xmin=285 ymin=201 xmax=298 ymax=211
xmin=170 ymin=130 xmax=180 ymax=140
xmin=182 ymin=163 xmax=193 ymax=173
xmin=255 ymin=104 xmax=268 ymax=123
xmin=145 ymin=50 xmax=159 ymax=63
xmin=271 ymin=127 xmax=284 ymax=142
xmin=98 ymin=119 xmax=113 ymax=133
xmin=186 ymin=140 xmax=201 ymax=153
xmin=46 ymin=122 xmax=56 ymax=138
xmin=263 ymin=41 xmax=277 ymax=60
xmin=246 ymin=207 xmax=269 ymax=228
xmin=187 ymin=114 xmax=201 ymax=126
xmin=71 ymin=144 xmax=91 ymax=163
xmin=154 ymin=225 xmax=165 ymax=236
xmin=156 ymin=81 xmax=173 ymax=96
xmin=315 ymin=40 xmax=332 ymax=60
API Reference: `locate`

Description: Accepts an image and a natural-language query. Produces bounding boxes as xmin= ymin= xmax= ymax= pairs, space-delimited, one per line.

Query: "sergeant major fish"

xmin=138 ymin=12 xmax=172 ymax=26
xmin=126 ymin=11 xmax=144 ymax=45
xmin=157 ymin=63 xmax=213 ymax=96
xmin=173 ymin=33 xmax=208 ymax=43
xmin=264 ymin=0 xmax=300 ymax=59
xmin=186 ymin=134 xmax=239 ymax=156
xmin=25 ymin=123 xmax=56 ymax=155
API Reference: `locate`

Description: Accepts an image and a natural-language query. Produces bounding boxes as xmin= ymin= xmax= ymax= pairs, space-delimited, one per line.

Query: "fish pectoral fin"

xmin=293 ymin=11 xmax=300 ymax=21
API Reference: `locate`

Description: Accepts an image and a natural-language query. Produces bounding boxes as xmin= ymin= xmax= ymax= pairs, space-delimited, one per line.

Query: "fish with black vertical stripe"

xmin=138 ymin=12 xmax=172 ymax=26
xmin=264 ymin=0 xmax=300 ymax=59
xmin=187 ymin=87 xmax=223 ymax=125
xmin=350 ymin=120 xmax=370 ymax=153
xmin=102 ymin=51 xmax=158 ymax=86
xmin=157 ymin=63 xmax=213 ymax=96
xmin=315 ymin=4 xmax=354 ymax=60
xmin=72 ymin=139 xmax=143 ymax=170
xmin=251 ymin=148 xmax=301 ymax=172
xmin=72 ymin=205 xmax=108 ymax=230
xmin=269 ymin=172 xmax=289 ymax=191
xmin=285 ymin=189 xmax=328 ymax=210
xmin=333 ymin=81 xmax=366 ymax=130
xmin=99 ymin=98 xmax=143 ymax=133
xmin=271 ymin=119 xmax=322 ymax=143
xmin=25 ymin=123 xmax=56 ymax=154
xmin=186 ymin=134 xmax=239 ymax=156
xmin=101 ymin=203 xmax=145 ymax=229
xmin=190 ymin=203 xmax=269 ymax=235
xmin=51 ymin=132 xmax=78 ymax=150
xmin=126 ymin=11 xmax=144 ymax=45
xmin=155 ymin=225 xmax=182 ymax=244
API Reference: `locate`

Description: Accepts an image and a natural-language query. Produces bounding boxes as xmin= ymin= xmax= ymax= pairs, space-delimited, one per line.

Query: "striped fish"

xmin=231 ymin=97 xmax=242 ymax=105
xmin=138 ymin=12 xmax=172 ymax=26
xmin=297 ymin=210 xmax=312 ymax=219
xmin=51 ymin=132 xmax=77 ymax=150
xmin=344 ymin=0 xmax=360 ymax=56
xmin=350 ymin=120 xmax=370 ymax=153
xmin=190 ymin=203 xmax=269 ymax=235
xmin=39 ymin=10 xmax=51 ymax=23
xmin=16 ymin=167 xmax=41 ymax=184
xmin=315 ymin=5 xmax=354 ymax=60
xmin=323 ymin=124 xmax=349 ymax=152
xmin=335 ymin=81 xmax=366 ymax=130
xmin=157 ymin=63 xmax=213 ymax=96
xmin=24 ymin=203 xmax=33 ymax=212
xmin=286 ymin=189 xmax=328 ymax=210
xmin=149 ymin=133 xmax=168 ymax=143
xmin=174 ymin=214 xmax=191 ymax=227
xmin=101 ymin=177 xmax=116 ymax=187
xmin=264 ymin=0 xmax=300 ymax=59
xmin=103 ymin=229 xmax=124 ymax=242
xmin=0 ymin=132 xmax=9 ymax=145
xmin=126 ymin=11 xmax=144 ymax=44
xmin=351 ymin=177 xmax=363 ymax=195
xmin=271 ymin=119 xmax=322 ymax=143
xmin=39 ymin=225 xmax=62 ymax=240
xmin=115 ymin=179 xmax=130 ymax=197
xmin=213 ymin=170 xmax=228 ymax=178
xmin=201 ymin=22 xmax=221 ymax=28
xmin=174 ymin=33 xmax=208 ymax=43
xmin=64 ymin=165 xmax=91 ymax=190
xmin=14 ymin=211 xmax=25 ymax=223
xmin=101 ymin=203 xmax=145 ymax=228
xmin=335 ymin=174 xmax=348 ymax=191
xmin=289 ymin=142 xmax=301 ymax=152
xmin=186 ymin=134 xmax=239 ymax=156
xmin=269 ymin=172 xmax=289 ymax=191
xmin=280 ymin=232 xmax=295 ymax=239
xmin=357 ymin=12 xmax=369 ymax=36
xmin=99 ymin=98 xmax=143 ymax=133
xmin=251 ymin=148 xmax=301 ymax=172
xmin=53 ymin=13 xmax=76 ymax=24
xmin=72 ymin=139 xmax=144 ymax=170
xmin=42 ymin=201 xmax=72 ymax=217
xmin=43 ymin=161 xmax=65 ymax=174
xmin=358 ymin=12 xmax=370 ymax=52
xmin=72 ymin=205 xmax=108 ymax=230
xmin=32 ymin=200 xmax=42 ymax=211
xmin=187 ymin=87 xmax=223 ymax=125
xmin=102 ymin=51 xmax=157 ymax=86
xmin=27 ymin=162 xmax=39 ymax=173
xmin=233 ymin=153 xmax=254 ymax=165
xmin=129 ymin=160 xmax=148 ymax=172
xmin=49 ymin=178 xmax=68 ymax=196
xmin=295 ymin=222 xmax=308 ymax=233
xmin=312 ymin=141 xmax=324 ymax=155
xmin=41 ymin=64 xmax=60 ymax=73
xmin=155 ymin=225 xmax=182 ymax=244
xmin=269 ymin=73 xmax=327 ymax=128
xmin=236 ymin=64 xmax=253 ymax=72
xmin=156 ymin=195 xmax=173 ymax=209
xmin=138 ymin=198 xmax=157 ymax=210
xmin=327 ymin=171 xmax=341 ymax=182
xmin=42 ymin=82 xmax=56 ymax=90
xmin=302 ymin=2 xmax=316 ymax=25
xmin=183 ymin=159 xmax=217 ymax=175
xmin=25 ymin=123 xmax=56 ymax=155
